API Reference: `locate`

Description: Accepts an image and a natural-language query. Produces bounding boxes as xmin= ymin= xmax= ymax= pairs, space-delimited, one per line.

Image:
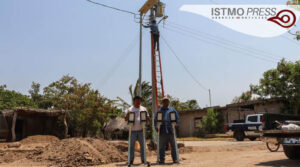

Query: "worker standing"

xmin=125 ymin=96 xmax=150 ymax=165
xmin=143 ymin=20 xmax=160 ymax=50
xmin=154 ymin=97 xmax=180 ymax=164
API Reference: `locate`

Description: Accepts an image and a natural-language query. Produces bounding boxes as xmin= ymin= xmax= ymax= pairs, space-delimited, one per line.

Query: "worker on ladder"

xmin=143 ymin=19 xmax=160 ymax=50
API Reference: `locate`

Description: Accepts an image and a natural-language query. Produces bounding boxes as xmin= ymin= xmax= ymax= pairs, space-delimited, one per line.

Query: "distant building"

xmin=0 ymin=108 xmax=68 ymax=141
xmin=178 ymin=98 xmax=284 ymax=137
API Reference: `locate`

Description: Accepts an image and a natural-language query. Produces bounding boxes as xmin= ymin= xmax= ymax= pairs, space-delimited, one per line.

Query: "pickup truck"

xmin=261 ymin=113 xmax=300 ymax=160
xmin=225 ymin=114 xmax=263 ymax=141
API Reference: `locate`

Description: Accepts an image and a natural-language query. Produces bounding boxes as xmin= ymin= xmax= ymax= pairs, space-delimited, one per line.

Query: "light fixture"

xmin=140 ymin=111 xmax=147 ymax=123
xmin=169 ymin=111 xmax=177 ymax=123
xmin=128 ymin=112 xmax=135 ymax=124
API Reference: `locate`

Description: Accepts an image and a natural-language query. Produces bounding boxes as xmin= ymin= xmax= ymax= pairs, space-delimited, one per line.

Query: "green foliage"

xmin=197 ymin=108 xmax=221 ymax=136
xmin=129 ymin=80 xmax=152 ymax=107
xmin=250 ymin=59 xmax=300 ymax=114
xmin=232 ymin=91 xmax=254 ymax=103
xmin=43 ymin=75 xmax=121 ymax=136
xmin=287 ymin=0 xmax=300 ymax=5
xmin=0 ymin=85 xmax=36 ymax=110
xmin=169 ymin=96 xmax=200 ymax=111
xmin=28 ymin=82 xmax=53 ymax=109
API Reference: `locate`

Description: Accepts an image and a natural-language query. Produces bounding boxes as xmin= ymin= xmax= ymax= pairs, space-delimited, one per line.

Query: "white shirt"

xmin=126 ymin=105 xmax=149 ymax=131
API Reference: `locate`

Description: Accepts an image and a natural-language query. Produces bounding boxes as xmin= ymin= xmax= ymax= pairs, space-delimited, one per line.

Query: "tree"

xmin=43 ymin=75 xmax=121 ymax=137
xmin=287 ymin=0 xmax=300 ymax=5
xmin=232 ymin=91 xmax=253 ymax=103
xmin=129 ymin=80 xmax=152 ymax=107
xmin=197 ymin=108 xmax=219 ymax=136
xmin=168 ymin=96 xmax=200 ymax=111
xmin=29 ymin=82 xmax=41 ymax=102
xmin=0 ymin=85 xmax=36 ymax=110
xmin=250 ymin=59 xmax=300 ymax=114
xmin=28 ymin=82 xmax=52 ymax=109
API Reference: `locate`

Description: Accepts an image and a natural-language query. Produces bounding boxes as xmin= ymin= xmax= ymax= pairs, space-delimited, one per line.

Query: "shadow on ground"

xmin=256 ymin=159 xmax=300 ymax=167
xmin=116 ymin=162 xmax=176 ymax=166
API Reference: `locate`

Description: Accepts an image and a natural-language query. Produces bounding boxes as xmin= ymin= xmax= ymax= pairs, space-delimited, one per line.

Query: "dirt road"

xmin=101 ymin=141 xmax=300 ymax=167
xmin=1 ymin=137 xmax=300 ymax=167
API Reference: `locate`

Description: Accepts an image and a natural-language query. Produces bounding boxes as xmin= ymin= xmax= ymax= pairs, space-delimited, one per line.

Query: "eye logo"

xmin=267 ymin=9 xmax=296 ymax=28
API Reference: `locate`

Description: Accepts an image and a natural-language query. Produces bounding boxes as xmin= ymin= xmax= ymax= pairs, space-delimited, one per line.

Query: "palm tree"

xmin=129 ymin=80 xmax=152 ymax=107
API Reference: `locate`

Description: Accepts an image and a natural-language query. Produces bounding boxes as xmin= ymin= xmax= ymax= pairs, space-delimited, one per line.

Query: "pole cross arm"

xmin=139 ymin=0 xmax=158 ymax=14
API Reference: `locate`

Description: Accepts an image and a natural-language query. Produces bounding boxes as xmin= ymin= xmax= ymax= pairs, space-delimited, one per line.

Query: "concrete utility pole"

xmin=138 ymin=0 xmax=158 ymax=97
xmin=139 ymin=0 xmax=159 ymax=143
xmin=138 ymin=13 xmax=143 ymax=97
xmin=209 ymin=89 xmax=212 ymax=107
xmin=149 ymin=7 xmax=157 ymax=142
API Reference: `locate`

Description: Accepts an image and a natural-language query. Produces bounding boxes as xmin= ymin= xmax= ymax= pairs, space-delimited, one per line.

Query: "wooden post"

xmin=3 ymin=115 xmax=9 ymax=141
xmin=11 ymin=112 xmax=18 ymax=142
xmin=63 ymin=114 xmax=68 ymax=138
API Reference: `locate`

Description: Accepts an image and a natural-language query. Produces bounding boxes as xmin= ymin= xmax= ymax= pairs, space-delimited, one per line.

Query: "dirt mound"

xmin=29 ymin=138 xmax=127 ymax=166
xmin=20 ymin=135 xmax=60 ymax=145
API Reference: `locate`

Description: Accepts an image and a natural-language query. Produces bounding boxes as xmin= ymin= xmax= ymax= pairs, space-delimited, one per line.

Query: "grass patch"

xmin=177 ymin=137 xmax=234 ymax=141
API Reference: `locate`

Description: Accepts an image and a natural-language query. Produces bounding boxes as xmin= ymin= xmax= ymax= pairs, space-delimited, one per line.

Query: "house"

xmin=223 ymin=98 xmax=283 ymax=124
xmin=0 ymin=108 xmax=68 ymax=141
xmin=178 ymin=98 xmax=284 ymax=137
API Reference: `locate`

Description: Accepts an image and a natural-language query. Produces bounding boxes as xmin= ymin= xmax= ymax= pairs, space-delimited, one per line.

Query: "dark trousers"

xmin=129 ymin=130 xmax=145 ymax=162
xmin=153 ymin=34 xmax=159 ymax=50
xmin=159 ymin=133 xmax=177 ymax=161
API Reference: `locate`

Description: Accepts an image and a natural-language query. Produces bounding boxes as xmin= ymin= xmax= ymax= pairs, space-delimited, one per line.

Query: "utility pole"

xmin=138 ymin=0 xmax=158 ymax=97
xmin=149 ymin=7 xmax=157 ymax=142
xmin=138 ymin=13 xmax=143 ymax=96
xmin=209 ymin=89 xmax=212 ymax=107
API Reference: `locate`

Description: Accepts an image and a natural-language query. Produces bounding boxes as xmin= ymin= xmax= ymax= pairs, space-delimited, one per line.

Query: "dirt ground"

xmin=1 ymin=136 xmax=300 ymax=167
xmin=102 ymin=141 xmax=300 ymax=167
xmin=0 ymin=135 xmax=127 ymax=166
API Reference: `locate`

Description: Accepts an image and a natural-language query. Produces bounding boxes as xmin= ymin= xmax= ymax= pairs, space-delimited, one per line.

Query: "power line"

xmin=280 ymin=35 xmax=300 ymax=48
xmin=167 ymin=21 xmax=285 ymax=62
xmin=85 ymin=0 xmax=137 ymax=16
xmin=165 ymin=22 xmax=281 ymax=62
xmin=98 ymin=33 xmax=139 ymax=87
xmin=164 ymin=26 xmax=277 ymax=63
xmin=161 ymin=35 xmax=209 ymax=91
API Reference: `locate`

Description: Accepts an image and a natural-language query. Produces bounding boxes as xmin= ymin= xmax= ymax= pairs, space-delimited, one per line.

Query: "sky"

xmin=0 ymin=0 xmax=299 ymax=108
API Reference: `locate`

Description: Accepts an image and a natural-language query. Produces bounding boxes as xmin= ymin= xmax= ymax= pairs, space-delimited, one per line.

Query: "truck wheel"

xmin=234 ymin=130 xmax=245 ymax=141
xmin=249 ymin=137 xmax=257 ymax=141
xmin=283 ymin=145 xmax=300 ymax=160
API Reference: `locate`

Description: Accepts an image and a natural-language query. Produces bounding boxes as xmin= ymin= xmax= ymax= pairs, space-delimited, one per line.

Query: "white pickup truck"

xmin=225 ymin=114 xmax=263 ymax=141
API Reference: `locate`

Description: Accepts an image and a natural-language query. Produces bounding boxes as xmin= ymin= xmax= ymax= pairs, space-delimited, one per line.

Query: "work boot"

xmin=158 ymin=160 xmax=165 ymax=164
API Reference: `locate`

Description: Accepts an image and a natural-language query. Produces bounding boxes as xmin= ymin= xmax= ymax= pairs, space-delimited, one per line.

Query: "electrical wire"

xmin=280 ymin=35 xmax=300 ymax=48
xmin=167 ymin=21 xmax=285 ymax=62
xmin=164 ymin=26 xmax=277 ymax=63
xmin=98 ymin=33 xmax=139 ymax=87
xmin=161 ymin=35 xmax=209 ymax=91
xmin=86 ymin=0 xmax=138 ymax=16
